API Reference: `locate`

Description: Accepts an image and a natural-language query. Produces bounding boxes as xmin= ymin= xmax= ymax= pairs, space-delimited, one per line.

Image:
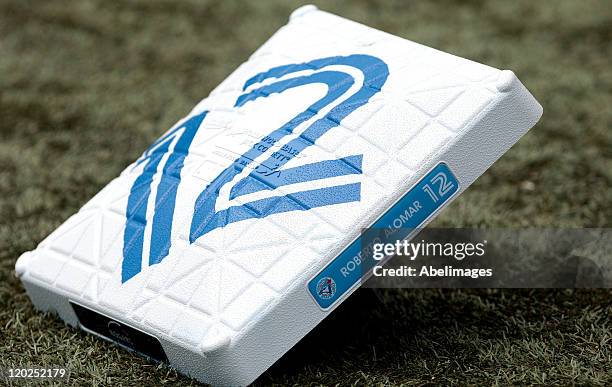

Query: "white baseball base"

xmin=16 ymin=5 xmax=542 ymax=385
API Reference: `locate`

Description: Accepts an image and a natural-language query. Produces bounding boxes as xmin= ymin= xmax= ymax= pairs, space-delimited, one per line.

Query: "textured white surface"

xmin=17 ymin=5 xmax=542 ymax=385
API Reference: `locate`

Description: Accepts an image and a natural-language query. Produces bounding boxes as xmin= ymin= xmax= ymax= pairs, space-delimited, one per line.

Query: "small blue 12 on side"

xmin=308 ymin=162 xmax=459 ymax=309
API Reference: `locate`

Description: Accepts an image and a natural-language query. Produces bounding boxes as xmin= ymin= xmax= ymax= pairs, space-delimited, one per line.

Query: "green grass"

xmin=1 ymin=0 xmax=610 ymax=385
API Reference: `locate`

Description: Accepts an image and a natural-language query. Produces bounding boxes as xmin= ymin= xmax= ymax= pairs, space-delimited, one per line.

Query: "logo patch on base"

xmin=316 ymin=277 xmax=337 ymax=300
xmin=308 ymin=162 xmax=459 ymax=309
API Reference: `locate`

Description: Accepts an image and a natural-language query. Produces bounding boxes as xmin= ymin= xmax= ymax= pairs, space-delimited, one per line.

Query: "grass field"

xmin=1 ymin=0 xmax=610 ymax=385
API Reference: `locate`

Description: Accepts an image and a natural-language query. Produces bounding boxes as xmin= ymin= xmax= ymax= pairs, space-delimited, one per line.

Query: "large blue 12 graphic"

xmin=121 ymin=55 xmax=389 ymax=282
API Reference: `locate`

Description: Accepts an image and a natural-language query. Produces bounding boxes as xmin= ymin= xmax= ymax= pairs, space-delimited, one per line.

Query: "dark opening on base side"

xmin=70 ymin=301 xmax=168 ymax=363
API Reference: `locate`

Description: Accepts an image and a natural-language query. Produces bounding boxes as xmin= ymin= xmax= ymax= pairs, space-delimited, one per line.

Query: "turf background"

xmin=0 ymin=0 xmax=610 ymax=385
